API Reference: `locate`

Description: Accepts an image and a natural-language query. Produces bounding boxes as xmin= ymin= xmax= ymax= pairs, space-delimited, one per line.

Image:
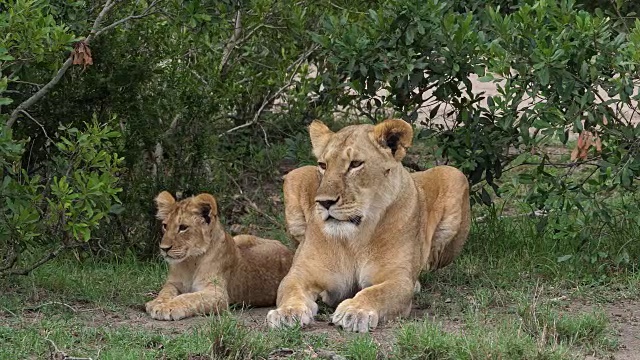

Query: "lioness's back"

xmin=411 ymin=165 xmax=470 ymax=270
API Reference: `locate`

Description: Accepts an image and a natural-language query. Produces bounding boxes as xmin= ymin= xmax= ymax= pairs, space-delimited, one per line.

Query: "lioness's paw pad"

xmin=148 ymin=303 xmax=189 ymax=321
xmin=267 ymin=306 xmax=314 ymax=328
xmin=332 ymin=301 xmax=379 ymax=333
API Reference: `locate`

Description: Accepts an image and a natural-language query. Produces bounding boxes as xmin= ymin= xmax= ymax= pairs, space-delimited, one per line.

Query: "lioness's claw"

xmin=332 ymin=300 xmax=379 ymax=333
xmin=267 ymin=306 xmax=314 ymax=328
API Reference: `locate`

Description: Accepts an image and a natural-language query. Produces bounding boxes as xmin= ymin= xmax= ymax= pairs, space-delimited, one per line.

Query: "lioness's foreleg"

xmin=148 ymin=285 xmax=229 ymax=321
xmin=266 ymin=271 xmax=320 ymax=328
xmin=332 ymin=274 xmax=414 ymax=333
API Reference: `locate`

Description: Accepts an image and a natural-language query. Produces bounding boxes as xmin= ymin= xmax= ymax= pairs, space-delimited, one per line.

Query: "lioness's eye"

xmin=162 ymin=223 xmax=167 ymax=232
xmin=318 ymin=162 xmax=327 ymax=170
xmin=349 ymin=160 xmax=364 ymax=169
xmin=178 ymin=224 xmax=188 ymax=232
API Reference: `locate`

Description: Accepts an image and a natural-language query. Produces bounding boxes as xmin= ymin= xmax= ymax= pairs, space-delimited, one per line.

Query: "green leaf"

xmin=109 ymin=204 xmax=125 ymax=215
xmin=477 ymin=75 xmax=495 ymax=82
xmin=557 ymin=255 xmax=573 ymax=263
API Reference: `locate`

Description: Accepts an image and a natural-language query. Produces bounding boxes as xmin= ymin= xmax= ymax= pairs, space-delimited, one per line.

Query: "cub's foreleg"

xmin=147 ymin=284 xmax=229 ymax=321
xmin=145 ymin=281 xmax=179 ymax=313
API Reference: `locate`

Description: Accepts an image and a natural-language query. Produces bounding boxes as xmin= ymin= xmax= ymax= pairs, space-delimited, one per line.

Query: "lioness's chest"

xmin=320 ymin=262 xmax=375 ymax=306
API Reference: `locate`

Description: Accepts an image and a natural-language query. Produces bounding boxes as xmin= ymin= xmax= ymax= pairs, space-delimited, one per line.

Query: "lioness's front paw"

xmin=148 ymin=302 xmax=190 ymax=321
xmin=267 ymin=304 xmax=315 ymax=328
xmin=332 ymin=299 xmax=379 ymax=333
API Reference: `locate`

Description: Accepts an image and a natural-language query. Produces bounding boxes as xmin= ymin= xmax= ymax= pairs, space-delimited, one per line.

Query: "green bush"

xmin=1 ymin=0 xmax=639 ymax=267
xmin=0 ymin=121 xmax=123 ymax=275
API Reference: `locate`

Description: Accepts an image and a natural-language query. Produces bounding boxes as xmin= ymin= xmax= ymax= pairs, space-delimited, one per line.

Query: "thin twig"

xmin=45 ymin=336 xmax=93 ymax=360
xmin=20 ymin=110 xmax=54 ymax=143
xmin=226 ymin=174 xmax=284 ymax=230
xmin=27 ymin=301 xmax=77 ymax=313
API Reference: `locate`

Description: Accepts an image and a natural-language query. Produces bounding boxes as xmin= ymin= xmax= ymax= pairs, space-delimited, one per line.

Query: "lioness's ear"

xmin=373 ymin=119 xmax=413 ymax=161
xmin=193 ymin=193 xmax=218 ymax=225
xmin=155 ymin=191 xmax=176 ymax=220
xmin=309 ymin=120 xmax=334 ymax=159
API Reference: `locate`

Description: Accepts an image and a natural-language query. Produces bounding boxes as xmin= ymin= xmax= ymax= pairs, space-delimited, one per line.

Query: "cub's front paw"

xmin=267 ymin=303 xmax=317 ymax=329
xmin=145 ymin=298 xmax=167 ymax=314
xmin=332 ymin=299 xmax=379 ymax=333
xmin=148 ymin=301 xmax=190 ymax=321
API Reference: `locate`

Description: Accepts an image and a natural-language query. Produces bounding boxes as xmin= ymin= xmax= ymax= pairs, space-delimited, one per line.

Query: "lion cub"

xmin=146 ymin=191 xmax=294 ymax=321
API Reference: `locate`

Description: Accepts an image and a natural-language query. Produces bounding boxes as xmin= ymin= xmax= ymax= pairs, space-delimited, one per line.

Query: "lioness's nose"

xmin=316 ymin=197 xmax=339 ymax=210
xmin=160 ymin=245 xmax=172 ymax=252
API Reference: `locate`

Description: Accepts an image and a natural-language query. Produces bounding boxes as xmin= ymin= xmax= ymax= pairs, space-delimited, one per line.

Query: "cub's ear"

xmin=373 ymin=119 xmax=413 ymax=161
xmin=193 ymin=193 xmax=218 ymax=225
xmin=309 ymin=120 xmax=334 ymax=159
xmin=155 ymin=191 xmax=176 ymax=220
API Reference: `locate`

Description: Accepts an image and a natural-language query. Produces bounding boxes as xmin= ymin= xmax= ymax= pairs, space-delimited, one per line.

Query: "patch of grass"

xmin=394 ymin=319 xmax=574 ymax=360
xmin=518 ymin=301 xmax=617 ymax=353
xmin=342 ymin=335 xmax=379 ymax=360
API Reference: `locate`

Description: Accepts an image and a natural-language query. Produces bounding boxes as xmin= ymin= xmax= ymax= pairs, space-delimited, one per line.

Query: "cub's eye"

xmin=318 ymin=162 xmax=327 ymax=170
xmin=162 ymin=223 xmax=167 ymax=232
xmin=178 ymin=224 xmax=188 ymax=232
xmin=349 ymin=160 xmax=364 ymax=169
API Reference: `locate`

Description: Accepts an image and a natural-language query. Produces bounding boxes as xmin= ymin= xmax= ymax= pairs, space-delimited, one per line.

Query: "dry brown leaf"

xmin=570 ymin=147 xmax=579 ymax=161
xmin=595 ymin=134 xmax=602 ymax=152
xmin=72 ymin=41 xmax=93 ymax=69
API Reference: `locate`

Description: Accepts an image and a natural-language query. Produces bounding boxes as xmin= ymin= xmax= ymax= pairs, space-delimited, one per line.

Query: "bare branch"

xmin=219 ymin=45 xmax=318 ymax=138
xmin=0 ymin=249 xmax=17 ymax=272
xmin=0 ymin=245 xmax=66 ymax=276
xmin=219 ymin=9 xmax=243 ymax=75
xmin=94 ymin=0 xmax=160 ymax=37
xmin=6 ymin=57 xmax=73 ymax=128
xmin=6 ymin=0 xmax=161 ymax=128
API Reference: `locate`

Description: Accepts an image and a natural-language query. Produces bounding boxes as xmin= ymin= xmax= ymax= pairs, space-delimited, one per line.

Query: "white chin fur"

xmin=322 ymin=220 xmax=359 ymax=239
xmin=164 ymin=256 xmax=185 ymax=265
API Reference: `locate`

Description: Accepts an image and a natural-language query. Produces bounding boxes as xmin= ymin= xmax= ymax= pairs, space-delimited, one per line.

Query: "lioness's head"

xmin=309 ymin=119 xmax=413 ymax=239
xmin=154 ymin=191 xmax=221 ymax=263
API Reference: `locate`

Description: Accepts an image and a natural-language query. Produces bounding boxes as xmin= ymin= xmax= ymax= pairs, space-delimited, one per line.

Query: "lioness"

xmin=267 ymin=119 xmax=470 ymax=332
xmin=146 ymin=191 xmax=294 ymax=321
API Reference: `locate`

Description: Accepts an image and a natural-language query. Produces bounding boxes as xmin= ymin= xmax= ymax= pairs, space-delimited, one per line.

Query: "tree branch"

xmin=219 ymin=9 xmax=243 ymax=76
xmin=6 ymin=0 xmax=160 ymax=128
xmin=219 ymin=45 xmax=318 ymax=138
xmin=0 ymin=245 xmax=66 ymax=276
xmin=94 ymin=0 xmax=160 ymax=37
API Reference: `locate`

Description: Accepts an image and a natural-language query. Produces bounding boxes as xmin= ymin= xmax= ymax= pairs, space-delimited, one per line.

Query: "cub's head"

xmin=154 ymin=191 xmax=220 ymax=263
xmin=309 ymin=118 xmax=413 ymax=239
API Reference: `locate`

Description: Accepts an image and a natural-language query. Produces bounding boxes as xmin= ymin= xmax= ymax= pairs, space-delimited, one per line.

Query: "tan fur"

xmin=146 ymin=191 xmax=293 ymax=321
xmin=268 ymin=119 xmax=470 ymax=332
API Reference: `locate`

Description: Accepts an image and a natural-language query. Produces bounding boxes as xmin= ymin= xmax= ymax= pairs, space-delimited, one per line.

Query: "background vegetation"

xmin=1 ymin=0 xmax=639 ymax=358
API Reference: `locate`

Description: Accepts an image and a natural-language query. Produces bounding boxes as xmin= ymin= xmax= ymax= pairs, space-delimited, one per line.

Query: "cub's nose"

xmin=316 ymin=197 xmax=339 ymax=210
xmin=160 ymin=245 xmax=172 ymax=252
